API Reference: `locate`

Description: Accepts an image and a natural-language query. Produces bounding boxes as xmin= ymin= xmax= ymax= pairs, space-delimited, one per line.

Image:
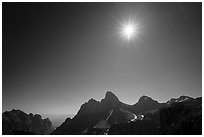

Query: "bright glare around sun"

xmin=122 ymin=23 xmax=135 ymax=41
xmin=119 ymin=18 xmax=139 ymax=42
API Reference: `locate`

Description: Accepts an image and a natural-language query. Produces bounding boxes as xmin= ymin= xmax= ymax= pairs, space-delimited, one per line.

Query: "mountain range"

xmin=2 ymin=91 xmax=202 ymax=135
xmin=52 ymin=91 xmax=202 ymax=135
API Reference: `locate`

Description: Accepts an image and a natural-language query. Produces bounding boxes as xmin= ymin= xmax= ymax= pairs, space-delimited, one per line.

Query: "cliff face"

xmin=2 ymin=109 xmax=54 ymax=135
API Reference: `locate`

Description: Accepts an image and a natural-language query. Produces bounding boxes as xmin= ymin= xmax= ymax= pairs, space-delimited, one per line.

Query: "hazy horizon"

xmin=3 ymin=2 xmax=201 ymax=116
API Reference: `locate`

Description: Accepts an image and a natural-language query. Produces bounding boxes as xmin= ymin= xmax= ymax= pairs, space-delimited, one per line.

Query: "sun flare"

xmin=122 ymin=23 xmax=135 ymax=41
xmin=119 ymin=19 xmax=138 ymax=42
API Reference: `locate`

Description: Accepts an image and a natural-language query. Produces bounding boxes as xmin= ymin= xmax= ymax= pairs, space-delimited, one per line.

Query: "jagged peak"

xmin=77 ymin=91 xmax=120 ymax=115
xmin=170 ymin=95 xmax=192 ymax=100
xmin=88 ymin=98 xmax=97 ymax=103
xmin=167 ymin=95 xmax=193 ymax=104
xmin=178 ymin=95 xmax=192 ymax=100
xmin=77 ymin=98 xmax=101 ymax=114
xmin=34 ymin=114 xmax=42 ymax=119
xmin=104 ymin=91 xmax=119 ymax=101
xmin=100 ymin=91 xmax=120 ymax=109
xmin=9 ymin=109 xmax=27 ymax=115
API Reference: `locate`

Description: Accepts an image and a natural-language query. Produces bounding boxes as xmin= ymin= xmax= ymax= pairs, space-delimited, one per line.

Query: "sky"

xmin=3 ymin=2 xmax=202 ymax=117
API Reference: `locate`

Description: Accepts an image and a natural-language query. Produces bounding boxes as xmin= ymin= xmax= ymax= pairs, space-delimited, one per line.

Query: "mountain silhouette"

xmin=3 ymin=92 xmax=201 ymax=135
xmin=52 ymin=91 xmax=202 ymax=135
xmin=52 ymin=91 xmax=123 ymax=134
xmin=102 ymin=91 xmax=120 ymax=105
xmin=2 ymin=109 xmax=54 ymax=135
xmin=166 ymin=95 xmax=194 ymax=105
xmin=130 ymin=95 xmax=166 ymax=114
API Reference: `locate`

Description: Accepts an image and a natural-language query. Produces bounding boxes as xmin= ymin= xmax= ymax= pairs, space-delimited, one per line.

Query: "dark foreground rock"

xmin=2 ymin=109 xmax=54 ymax=135
xmin=160 ymin=97 xmax=202 ymax=135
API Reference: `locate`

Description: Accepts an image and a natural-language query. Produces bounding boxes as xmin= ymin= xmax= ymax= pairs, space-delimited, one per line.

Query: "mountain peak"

xmin=104 ymin=91 xmax=119 ymax=102
xmin=99 ymin=91 xmax=120 ymax=109
xmin=136 ymin=95 xmax=159 ymax=105
xmin=88 ymin=98 xmax=98 ymax=103
xmin=167 ymin=95 xmax=193 ymax=104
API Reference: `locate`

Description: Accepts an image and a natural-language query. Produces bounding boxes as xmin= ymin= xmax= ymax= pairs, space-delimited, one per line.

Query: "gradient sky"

xmin=3 ymin=2 xmax=202 ymax=116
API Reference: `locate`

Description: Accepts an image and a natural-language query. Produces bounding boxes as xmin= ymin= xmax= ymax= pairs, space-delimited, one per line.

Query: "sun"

xmin=122 ymin=23 xmax=135 ymax=41
xmin=119 ymin=19 xmax=138 ymax=42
